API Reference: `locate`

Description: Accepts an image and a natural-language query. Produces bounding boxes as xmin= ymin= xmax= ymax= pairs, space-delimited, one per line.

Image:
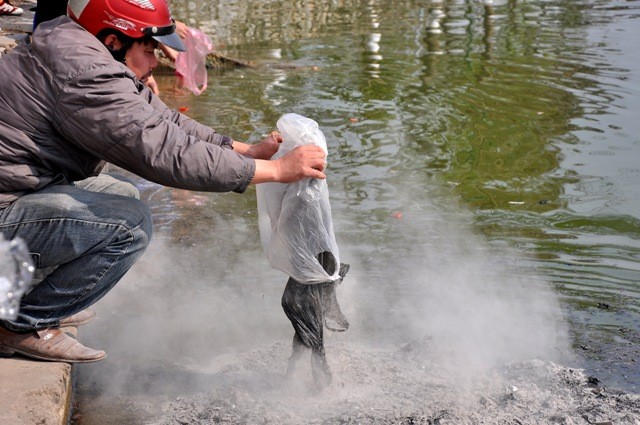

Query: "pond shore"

xmin=0 ymin=325 xmax=76 ymax=425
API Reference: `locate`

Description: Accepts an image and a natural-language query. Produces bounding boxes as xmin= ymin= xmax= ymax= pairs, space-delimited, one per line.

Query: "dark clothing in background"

xmin=33 ymin=0 xmax=67 ymax=30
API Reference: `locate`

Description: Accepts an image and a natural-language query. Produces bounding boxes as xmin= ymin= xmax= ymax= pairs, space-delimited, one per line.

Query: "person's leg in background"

xmin=0 ymin=0 xmax=23 ymax=16
xmin=32 ymin=0 xmax=67 ymax=29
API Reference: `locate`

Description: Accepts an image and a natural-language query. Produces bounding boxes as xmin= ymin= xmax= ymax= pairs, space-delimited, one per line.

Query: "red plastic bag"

xmin=175 ymin=28 xmax=214 ymax=95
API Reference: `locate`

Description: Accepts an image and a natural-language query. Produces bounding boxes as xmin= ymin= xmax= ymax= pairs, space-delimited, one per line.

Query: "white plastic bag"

xmin=174 ymin=27 xmax=214 ymax=95
xmin=0 ymin=235 xmax=34 ymax=320
xmin=257 ymin=114 xmax=340 ymax=284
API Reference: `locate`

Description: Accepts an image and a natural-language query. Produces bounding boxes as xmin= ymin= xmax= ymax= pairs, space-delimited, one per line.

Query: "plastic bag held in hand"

xmin=256 ymin=114 xmax=340 ymax=284
xmin=174 ymin=27 xmax=214 ymax=95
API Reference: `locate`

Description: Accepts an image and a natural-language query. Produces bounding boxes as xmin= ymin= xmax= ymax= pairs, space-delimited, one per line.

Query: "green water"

xmin=75 ymin=0 xmax=640 ymax=421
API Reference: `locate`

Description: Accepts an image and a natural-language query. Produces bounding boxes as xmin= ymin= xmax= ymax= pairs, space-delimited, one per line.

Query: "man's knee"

xmin=75 ymin=173 xmax=141 ymax=199
xmin=112 ymin=180 xmax=140 ymax=199
xmin=106 ymin=174 xmax=141 ymax=199
xmin=105 ymin=198 xmax=153 ymax=267
xmin=122 ymin=198 xmax=153 ymax=246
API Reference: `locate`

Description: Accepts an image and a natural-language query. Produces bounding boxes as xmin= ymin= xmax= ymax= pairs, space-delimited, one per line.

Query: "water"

xmin=74 ymin=0 xmax=640 ymax=423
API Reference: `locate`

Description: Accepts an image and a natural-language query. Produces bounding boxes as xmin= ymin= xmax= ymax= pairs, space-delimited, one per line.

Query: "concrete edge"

xmin=0 ymin=325 xmax=77 ymax=425
xmin=1 ymin=1 xmax=73 ymax=423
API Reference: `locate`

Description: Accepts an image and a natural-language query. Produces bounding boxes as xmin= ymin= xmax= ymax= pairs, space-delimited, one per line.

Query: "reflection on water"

xmin=77 ymin=1 xmax=640 ymax=421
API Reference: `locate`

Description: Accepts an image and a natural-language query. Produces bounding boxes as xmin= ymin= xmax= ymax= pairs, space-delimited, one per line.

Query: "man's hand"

xmin=145 ymin=75 xmax=160 ymax=95
xmin=275 ymin=145 xmax=326 ymax=182
xmin=174 ymin=20 xmax=189 ymax=39
xmin=252 ymin=145 xmax=326 ymax=184
xmin=159 ymin=21 xmax=189 ymax=62
xmin=244 ymin=131 xmax=283 ymax=160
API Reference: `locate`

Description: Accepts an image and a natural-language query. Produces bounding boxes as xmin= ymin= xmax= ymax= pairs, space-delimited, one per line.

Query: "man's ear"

xmin=103 ymin=34 xmax=123 ymax=51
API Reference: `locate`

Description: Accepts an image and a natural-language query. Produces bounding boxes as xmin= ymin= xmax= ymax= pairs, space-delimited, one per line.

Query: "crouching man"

xmin=0 ymin=0 xmax=327 ymax=362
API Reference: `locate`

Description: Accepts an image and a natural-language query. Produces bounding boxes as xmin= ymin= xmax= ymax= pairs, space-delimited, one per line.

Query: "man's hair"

xmin=96 ymin=29 xmax=154 ymax=63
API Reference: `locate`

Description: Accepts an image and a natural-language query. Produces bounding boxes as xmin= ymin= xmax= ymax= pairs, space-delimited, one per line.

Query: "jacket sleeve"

xmin=141 ymin=84 xmax=234 ymax=149
xmin=53 ymin=64 xmax=255 ymax=193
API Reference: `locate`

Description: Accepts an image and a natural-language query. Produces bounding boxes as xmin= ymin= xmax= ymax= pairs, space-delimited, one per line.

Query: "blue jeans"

xmin=0 ymin=173 xmax=153 ymax=331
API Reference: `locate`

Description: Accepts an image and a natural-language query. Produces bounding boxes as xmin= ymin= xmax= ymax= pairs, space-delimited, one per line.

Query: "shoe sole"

xmin=0 ymin=345 xmax=107 ymax=363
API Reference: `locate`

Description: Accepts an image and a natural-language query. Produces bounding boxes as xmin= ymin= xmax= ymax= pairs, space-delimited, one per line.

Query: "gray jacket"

xmin=0 ymin=17 xmax=255 ymax=209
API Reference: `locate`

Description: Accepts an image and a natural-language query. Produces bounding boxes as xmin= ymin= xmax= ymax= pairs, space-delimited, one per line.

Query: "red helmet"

xmin=68 ymin=0 xmax=185 ymax=52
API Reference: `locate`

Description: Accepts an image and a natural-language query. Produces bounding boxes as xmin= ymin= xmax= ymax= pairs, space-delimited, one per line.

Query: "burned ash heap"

xmin=158 ymin=341 xmax=640 ymax=424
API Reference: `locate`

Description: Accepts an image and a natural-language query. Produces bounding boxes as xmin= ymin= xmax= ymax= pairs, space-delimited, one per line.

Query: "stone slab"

xmin=0 ymin=357 xmax=72 ymax=425
xmin=0 ymin=326 xmax=77 ymax=425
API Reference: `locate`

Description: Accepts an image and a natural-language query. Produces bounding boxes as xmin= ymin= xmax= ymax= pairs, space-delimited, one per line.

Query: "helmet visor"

xmin=142 ymin=20 xmax=186 ymax=52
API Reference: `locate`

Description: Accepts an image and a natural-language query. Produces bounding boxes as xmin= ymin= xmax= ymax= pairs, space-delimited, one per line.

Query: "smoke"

xmin=76 ymin=189 xmax=573 ymax=422
xmin=77 ymin=233 xmax=294 ymax=398
xmin=340 ymin=204 xmax=571 ymax=385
